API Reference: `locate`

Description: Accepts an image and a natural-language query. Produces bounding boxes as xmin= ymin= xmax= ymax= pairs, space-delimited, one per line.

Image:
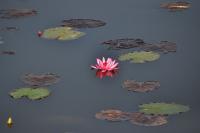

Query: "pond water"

xmin=0 ymin=0 xmax=200 ymax=132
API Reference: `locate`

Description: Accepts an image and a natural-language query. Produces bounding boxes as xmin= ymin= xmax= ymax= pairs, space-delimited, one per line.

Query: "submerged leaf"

xmin=161 ymin=1 xmax=190 ymax=11
xmin=95 ymin=109 xmax=132 ymax=122
xmin=40 ymin=27 xmax=85 ymax=41
xmin=0 ymin=9 xmax=37 ymax=19
xmin=22 ymin=73 xmax=60 ymax=86
xmin=139 ymin=103 xmax=190 ymax=115
xmin=123 ymin=80 xmax=160 ymax=92
xmin=10 ymin=87 xmax=50 ymax=100
xmin=130 ymin=112 xmax=167 ymax=126
xmin=61 ymin=19 xmax=106 ymax=28
xmin=118 ymin=51 xmax=160 ymax=63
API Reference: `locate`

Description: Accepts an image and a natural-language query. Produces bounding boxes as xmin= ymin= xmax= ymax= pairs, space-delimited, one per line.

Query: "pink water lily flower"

xmin=91 ymin=57 xmax=119 ymax=72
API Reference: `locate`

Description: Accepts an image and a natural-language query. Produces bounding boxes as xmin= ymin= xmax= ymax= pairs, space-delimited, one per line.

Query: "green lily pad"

xmin=118 ymin=51 xmax=160 ymax=63
xmin=139 ymin=103 xmax=190 ymax=115
xmin=10 ymin=87 xmax=50 ymax=100
xmin=41 ymin=27 xmax=85 ymax=41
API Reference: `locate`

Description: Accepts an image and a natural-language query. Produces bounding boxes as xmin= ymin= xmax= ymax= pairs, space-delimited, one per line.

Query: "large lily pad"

xmin=22 ymin=73 xmax=60 ymax=86
xmin=118 ymin=51 xmax=160 ymax=63
xmin=160 ymin=1 xmax=190 ymax=11
xmin=9 ymin=87 xmax=50 ymax=100
xmin=123 ymin=80 xmax=160 ymax=93
xmin=40 ymin=27 xmax=85 ymax=41
xmin=139 ymin=103 xmax=190 ymax=115
xmin=102 ymin=38 xmax=145 ymax=50
xmin=61 ymin=19 xmax=106 ymax=28
xmin=95 ymin=109 xmax=132 ymax=122
xmin=0 ymin=9 xmax=37 ymax=19
xmin=130 ymin=112 xmax=167 ymax=126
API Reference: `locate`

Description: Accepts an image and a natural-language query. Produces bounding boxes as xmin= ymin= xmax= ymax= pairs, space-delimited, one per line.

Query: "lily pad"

xmin=9 ymin=87 xmax=50 ymax=100
xmin=139 ymin=103 xmax=190 ymax=115
xmin=130 ymin=112 xmax=167 ymax=126
xmin=123 ymin=80 xmax=160 ymax=92
xmin=102 ymin=38 xmax=145 ymax=50
xmin=142 ymin=41 xmax=177 ymax=53
xmin=118 ymin=51 xmax=160 ymax=63
xmin=40 ymin=27 xmax=85 ymax=41
xmin=0 ymin=9 xmax=37 ymax=19
xmin=0 ymin=51 xmax=15 ymax=55
xmin=95 ymin=109 xmax=132 ymax=122
xmin=0 ymin=27 xmax=19 ymax=31
xmin=22 ymin=73 xmax=60 ymax=86
xmin=161 ymin=1 xmax=190 ymax=11
xmin=61 ymin=19 xmax=106 ymax=28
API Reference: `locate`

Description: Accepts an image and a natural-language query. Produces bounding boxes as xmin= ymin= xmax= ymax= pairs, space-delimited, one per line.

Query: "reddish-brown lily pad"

xmin=123 ymin=80 xmax=160 ymax=92
xmin=61 ymin=19 xmax=106 ymax=28
xmin=22 ymin=73 xmax=60 ymax=86
xmin=160 ymin=1 xmax=191 ymax=11
xmin=102 ymin=38 xmax=145 ymax=50
xmin=95 ymin=109 xmax=132 ymax=122
xmin=0 ymin=9 xmax=37 ymax=19
xmin=130 ymin=112 xmax=167 ymax=126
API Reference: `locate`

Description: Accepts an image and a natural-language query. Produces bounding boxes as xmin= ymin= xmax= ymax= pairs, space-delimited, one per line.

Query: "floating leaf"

xmin=102 ymin=38 xmax=145 ymax=50
xmin=0 ymin=9 xmax=37 ymax=19
xmin=123 ymin=80 xmax=160 ymax=93
xmin=40 ymin=27 xmax=85 ymax=41
xmin=22 ymin=73 xmax=60 ymax=86
xmin=95 ymin=109 xmax=132 ymax=122
xmin=0 ymin=27 xmax=19 ymax=31
xmin=0 ymin=51 xmax=15 ymax=55
xmin=61 ymin=19 xmax=106 ymax=28
xmin=139 ymin=103 xmax=190 ymax=115
xmin=130 ymin=112 xmax=167 ymax=126
xmin=118 ymin=51 xmax=160 ymax=63
xmin=142 ymin=41 xmax=177 ymax=53
xmin=161 ymin=1 xmax=190 ymax=11
xmin=10 ymin=87 xmax=50 ymax=100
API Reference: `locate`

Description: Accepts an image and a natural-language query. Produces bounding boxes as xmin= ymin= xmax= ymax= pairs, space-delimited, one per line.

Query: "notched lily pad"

xmin=0 ymin=51 xmax=15 ymax=55
xmin=123 ymin=80 xmax=160 ymax=92
xmin=9 ymin=87 xmax=50 ymax=100
xmin=161 ymin=1 xmax=190 ymax=11
xmin=118 ymin=51 xmax=160 ymax=63
xmin=102 ymin=38 xmax=145 ymax=50
xmin=95 ymin=109 xmax=132 ymax=122
xmin=61 ymin=19 xmax=106 ymax=28
xmin=142 ymin=41 xmax=177 ymax=53
xmin=22 ymin=73 xmax=60 ymax=86
xmin=0 ymin=9 xmax=37 ymax=19
xmin=130 ymin=112 xmax=167 ymax=126
xmin=40 ymin=27 xmax=85 ymax=41
xmin=139 ymin=103 xmax=190 ymax=115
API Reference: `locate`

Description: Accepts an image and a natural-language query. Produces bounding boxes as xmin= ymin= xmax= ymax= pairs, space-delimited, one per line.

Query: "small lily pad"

xmin=40 ymin=27 xmax=85 ymax=41
xmin=22 ymin=73 xmax=60 ymax=86
xmin=0 ymin=9 xmax=37 ymax=19
xmin=139 ymin=103 xmax=190 ymax=115
xmin=9 ymin=87 xmax=50 ymax=100
xmin=130 ymin=112 xmax=167 ymax=126
xmin=102 ymin=38 xmax=145 ymax=50
xmin=161 ymin=1 xmax=190 ymax=11
xmin=95 ymin=109 xmax=132 ymax=122
xmin=118 ymin=51 xmax=160 ymax=63
xmin=123 ymin=80 xmax=160 ymax=92
xmin=61 ymin=19 xmax=106 ymax=28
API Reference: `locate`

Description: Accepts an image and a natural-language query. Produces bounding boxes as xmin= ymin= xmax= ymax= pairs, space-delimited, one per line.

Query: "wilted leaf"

xmin=22 ymin=73 xmax=60 ymax=86
xmin=102 ymin=38 xmax=145 ymax=50
xmin=139 ymin=103 xmax=190 ymax=115
xmin=9 ymin=87 xmax=50 ymax=100
xmin=130 ymin=112 xmax=167 ymax=126
xmin=161 ymin=1 xmax=190 ymax=11
xmin=118 ymin=51 xmax=160 ymax=63
xmin=0 ymin=9 xmax=37 ymax=19
xmin=123 ymin=80 xmax=160 ymax=92
xmin=95 ymin=109 xmax=132 ymax=122
xmin=61 ymin=19 xmax=106 ymax=28
xmin=40 ymin=27 xmax=85 ymax=41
